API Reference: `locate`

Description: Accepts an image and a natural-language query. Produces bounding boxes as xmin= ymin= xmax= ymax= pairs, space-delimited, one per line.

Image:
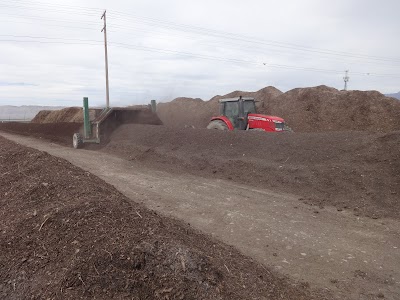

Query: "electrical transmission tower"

xmin=343 ymin=70 xmax=350 ymax=91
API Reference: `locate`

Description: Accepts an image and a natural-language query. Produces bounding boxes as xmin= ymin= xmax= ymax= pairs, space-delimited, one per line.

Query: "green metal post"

xmin=83 ymin=97 xmax=91 ymax=139
xmin=151 ymin=100 xmax=157 ymax=113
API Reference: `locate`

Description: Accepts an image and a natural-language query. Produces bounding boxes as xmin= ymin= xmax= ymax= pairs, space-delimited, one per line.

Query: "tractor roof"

xmin=219 ymin=97 xmax=255 ymax=103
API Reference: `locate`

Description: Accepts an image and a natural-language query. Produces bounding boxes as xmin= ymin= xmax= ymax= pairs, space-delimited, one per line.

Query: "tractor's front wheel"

xmin=73 ymin=133 xmax=83 ymax=149
xmin=207 ymin=120 xmax=229 ymax=130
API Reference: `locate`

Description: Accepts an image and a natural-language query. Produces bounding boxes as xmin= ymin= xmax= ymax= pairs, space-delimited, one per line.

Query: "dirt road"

xmin=2 ymin=132 xmax=399 ymax=300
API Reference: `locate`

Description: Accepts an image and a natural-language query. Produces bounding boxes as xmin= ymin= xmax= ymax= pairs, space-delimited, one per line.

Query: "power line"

xmin=2 ymin=12 xmax=99 ymax=26
xmin=5 ymin=0 xmax=400 ymax=64
xmin=1 ymin=36 xmax=400 ymax=78
xmin=0 ymin=39 xmax=101 ymax=46
xmin=8 ymin=12 xmax=385 ymax=67
xmin=2 ymin=18 xmax=99 ymax=31
xmin=7 ymin=13 xmax=394 ymax=68
xmin=105 ymin=24 xmax=400 ymax=68
xmin=6 ymin=11 xmax=395 ymax=68
xmin=0 ymin=0 xmax=101 ymax=15
xmin=2 ymin=6 xmax=399 ymax=71
xmin=0 ymin=37 xmax=341 ymax=72
xmin=0 ymin=3 xmax=101 ymax=17
xmin=107 ymin=12 xmax=400 ymax=64
xmin=0 ymin=34 xmax=101 ymax=43
xmin=2 ymin=3 xmax=400 ymax=79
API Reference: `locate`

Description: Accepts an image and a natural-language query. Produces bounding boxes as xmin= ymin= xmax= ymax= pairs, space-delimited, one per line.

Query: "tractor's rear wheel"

xmin=73 ymin=133 xmax=83 ymax=149
xmin=207 ymin=120 xmax=229 ymax=130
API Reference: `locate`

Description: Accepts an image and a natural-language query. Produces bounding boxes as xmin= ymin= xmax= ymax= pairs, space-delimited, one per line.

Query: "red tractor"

xmin=207 ymin=97 xmax=286 ymax=132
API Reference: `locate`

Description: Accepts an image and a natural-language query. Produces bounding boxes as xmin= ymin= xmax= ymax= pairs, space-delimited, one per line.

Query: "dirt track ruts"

xmin=1 ymin=132 xmax=399 ymax=300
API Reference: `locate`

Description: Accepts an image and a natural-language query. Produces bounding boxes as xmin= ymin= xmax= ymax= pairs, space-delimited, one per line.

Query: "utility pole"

xmin=343 ymin=70 xmax=350 ymax=91
xmin=101 ymin=10 xmax=110 ymax=108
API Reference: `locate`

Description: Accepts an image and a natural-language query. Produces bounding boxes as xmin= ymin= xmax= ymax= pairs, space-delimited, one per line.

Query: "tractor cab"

xmin=207 ymin=96 xmax=286 ymax=132
xmin=219 ymin=97 xmax=256 ymax=130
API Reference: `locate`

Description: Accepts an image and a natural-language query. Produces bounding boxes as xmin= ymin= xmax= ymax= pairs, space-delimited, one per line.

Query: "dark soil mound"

xmin=2 ymin=119 xmax=399 ymax=220
xmin=0 ymin=122 xmax=81 ymax=146
xmin=103 ymin=125 xmax=400 ymax=220
xmin=0 ymin=137 xmax=328 ymax=300
xmin=157 ymin=97 xmax=216 ymax=129
xmin=157 ymin=86 xmax=282 ymax=129
xmin=261 ymin=86 xmax=400 ymax=132
xmin=42 ymin=107 xmax=82 ymax=123
xmin=157 ymin=85 xmax=400 ymax=133
xmin=31 ymin=108 xmax=100 ymax=124
xmin=31 ymin=110 xmax=52 ymax=123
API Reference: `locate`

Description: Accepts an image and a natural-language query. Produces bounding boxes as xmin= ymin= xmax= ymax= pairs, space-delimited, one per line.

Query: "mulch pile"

xmin=2 ymin=118 xmax=399 ymax=221
xmin=31 ymin=107 xmax=81 ymax=123
xmin=28 ymin=85 xmax=400 ymax=133
xmin=0 ymin=122 xmax=82 ymax=146
xmin=0 ymin=137 xmax=329 ymax=300
xmin=30 ymin=110 xmax=52 ymax=123
xmin=103 ymin=125 xmax=400 ymax=220
xmin=157 ymin=86 xmax=282 ymax=129
xmin=31 ymin=108 xmax=99 ymax=123
xmin=262 ymin=86 xmax=400 ymax=132
xmin=157 ymin=85 xmax=400 ymax=132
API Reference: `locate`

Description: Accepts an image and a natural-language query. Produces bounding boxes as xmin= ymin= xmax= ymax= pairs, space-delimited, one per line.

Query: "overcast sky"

xmin=0 ymin=0 xmax=399 ymax=107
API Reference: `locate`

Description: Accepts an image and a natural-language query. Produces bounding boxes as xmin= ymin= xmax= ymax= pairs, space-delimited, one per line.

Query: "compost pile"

xmin=261 ymin=86 xmax=400 ymax=132
xmin=157 ymin=86 xmax=282 ymax=129
xmin=28 ymin=85 xmax=400 ymax=132
xmin=31 ymin=107 xmax=99 ymax=123
xmin=157 ymin=85 xmax=400 ymax=132
xmin=0 ymin=122 xmax=81 ymax=146
xmin=0 ymin=137 xmax=327 ymax=300
xmin=103 ymin=125 xmax=400 ymax=220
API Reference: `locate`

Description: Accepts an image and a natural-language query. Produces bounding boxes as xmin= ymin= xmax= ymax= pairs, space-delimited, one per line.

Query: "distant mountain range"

xmin=386 ymin=92 xmax=400 ymax=100
xmin=0 ymin=105 xmax=64 ymax=121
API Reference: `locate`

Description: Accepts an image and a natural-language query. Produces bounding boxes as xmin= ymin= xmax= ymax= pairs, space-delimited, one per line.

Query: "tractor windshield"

xmin=243 ymin=101 xmax=256 ymax=114
xmin=224 ymin=101 xmax=239 ymax=118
